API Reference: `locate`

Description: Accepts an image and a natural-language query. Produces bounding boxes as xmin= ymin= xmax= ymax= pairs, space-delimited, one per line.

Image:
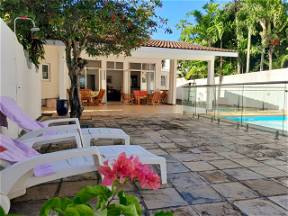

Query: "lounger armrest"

xmin=1 ymin=148 xmax=102 ymax=195
xmin=18 ymin=125 xmax=79 ymax=141
xmin=21 ymin=132 xmax=82 ymax=149
xmin=43 ymin=118 xmax=81 ymax=129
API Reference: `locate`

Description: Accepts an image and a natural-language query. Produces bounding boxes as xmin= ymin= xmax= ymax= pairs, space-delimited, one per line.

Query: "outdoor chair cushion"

xmin=0 ymin=134 xmax=53 ymax=176
xmin=0 ymin=96 xmax=45 ymax=131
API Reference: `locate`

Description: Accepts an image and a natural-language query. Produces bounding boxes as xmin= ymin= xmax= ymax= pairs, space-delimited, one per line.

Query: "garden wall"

xmin=0 ymin=19 xmax=41 ymax=137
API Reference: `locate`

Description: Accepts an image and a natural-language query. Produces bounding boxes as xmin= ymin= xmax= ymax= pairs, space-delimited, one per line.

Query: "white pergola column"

xmin=101 ymin=61 xmax=107 ymax=103
xmin=123 ymin=61 xmax=130 ymax=94
xmin=155 ymin=61 xmax=162 ymax=91
xmin=167 ymin=59 xmax=177 ymax=105
xmin=206 ymin=58 xmax=215 ymax=109
xmin=58 ymin=46 xmax=67 ymax=99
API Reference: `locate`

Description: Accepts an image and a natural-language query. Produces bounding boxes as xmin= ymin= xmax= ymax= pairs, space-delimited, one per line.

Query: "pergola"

xmin=48 ymin=39 xmax=238 ymax=105
xmin=131 ymin=40 xmax=238 ymax=104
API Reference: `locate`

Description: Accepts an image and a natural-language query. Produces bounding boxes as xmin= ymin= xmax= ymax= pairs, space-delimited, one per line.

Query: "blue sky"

xmin=152 ymin=0 xmax=230 ymax=41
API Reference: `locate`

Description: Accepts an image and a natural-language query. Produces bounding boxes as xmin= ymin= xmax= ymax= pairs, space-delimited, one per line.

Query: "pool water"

xmin=224 ymin=115 xmax=288 ymax=131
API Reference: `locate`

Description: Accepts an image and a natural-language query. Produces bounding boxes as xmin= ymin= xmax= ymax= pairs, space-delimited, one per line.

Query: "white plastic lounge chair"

xmin=0 ymin=96 xmax=130 ymax=145
xmin=0 ymin=135 xmax=167 ymax=213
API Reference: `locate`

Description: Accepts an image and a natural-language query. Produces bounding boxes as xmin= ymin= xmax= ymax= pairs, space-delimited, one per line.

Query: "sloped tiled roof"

xmin=142 ymin=39 xmax=235 ymax=53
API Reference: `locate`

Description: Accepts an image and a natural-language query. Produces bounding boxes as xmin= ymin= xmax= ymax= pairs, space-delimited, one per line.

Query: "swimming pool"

xmin=224 ymin=115 xmax=288 ymax=132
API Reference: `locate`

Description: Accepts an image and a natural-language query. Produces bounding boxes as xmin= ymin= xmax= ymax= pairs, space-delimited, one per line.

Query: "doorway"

xmin=106 ymin=70 xmax=123 ymax=102
xmin=130 ymin=71 xmax=141 ymax=92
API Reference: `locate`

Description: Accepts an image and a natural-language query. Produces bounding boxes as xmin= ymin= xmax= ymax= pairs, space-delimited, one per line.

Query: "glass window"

xmin=80 ymin=75 xmax=85 ymax=89
xmin=86 ymin=60 xmax=101 ymax=68
xmin=42 ymin=64 xmax=50 ymax=80
xmin=142 ymin=63 xmax=155 ymax=71
xmin=161 ymin=75 xmax=166 ymax=86
xmin=107 ymin=61 xmax=114 ymax=69
xmin=115 ymin=62 xmax=123 ymax=69
xmin=129 ymin=63 xmax=141 ymax=70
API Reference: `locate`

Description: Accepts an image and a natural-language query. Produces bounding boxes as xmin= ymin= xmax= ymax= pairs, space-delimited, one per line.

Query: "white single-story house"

xmin=40 ymin=39 xmax=238 ymax=106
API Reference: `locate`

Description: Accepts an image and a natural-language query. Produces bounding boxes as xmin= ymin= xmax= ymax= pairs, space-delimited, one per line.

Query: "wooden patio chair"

xmin=160 ymin=90 xmax=168 ymax=104
xmin=147 ymin=91 xmax=161 ymax=105
xmin=80 ymin=89 xmax=92 ymax=105
xmin=121 ymin=93 xmax=134 ymax=104
xmin=92 ymin=89 xmax=105 ymax=105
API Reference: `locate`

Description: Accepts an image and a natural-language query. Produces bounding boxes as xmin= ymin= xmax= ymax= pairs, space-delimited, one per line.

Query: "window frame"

xmin=41 ymin=63 xmax=50 ymax=81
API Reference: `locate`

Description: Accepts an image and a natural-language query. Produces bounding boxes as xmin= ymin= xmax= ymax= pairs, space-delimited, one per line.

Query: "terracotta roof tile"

xmin=142 ymin=39 xmax=235 ymax=53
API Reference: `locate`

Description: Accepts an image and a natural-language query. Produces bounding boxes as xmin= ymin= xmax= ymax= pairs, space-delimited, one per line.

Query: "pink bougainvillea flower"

xmin=99 ymin=152 xmax=160 ymax=190
xmin=99 ymin=161 xmax=116 ymax=186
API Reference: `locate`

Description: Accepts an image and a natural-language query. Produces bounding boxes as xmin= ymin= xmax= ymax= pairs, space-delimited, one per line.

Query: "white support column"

xmin=167 ymin=59 xmax=177 ymax=105
xmin=101 ymin=61 xmax=107 ymax=103
xmin=123 ymin=62 xmax=130 ymax=94
xmin=58 ymin=46 xmax=67 ymax=99
xmin=206 ymin=58 xmax=215 ymax=110
xmin=155 ymin=61 xmax=162 ymax=91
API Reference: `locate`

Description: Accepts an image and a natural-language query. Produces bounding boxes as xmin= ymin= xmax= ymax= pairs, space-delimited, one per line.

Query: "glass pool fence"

xmin=182 ymin=81 xmax=288 ymax=136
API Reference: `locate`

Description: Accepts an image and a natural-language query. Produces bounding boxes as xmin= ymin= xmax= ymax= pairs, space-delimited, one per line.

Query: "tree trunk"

xmin=219 ymin=40 xmax=223 ymax=72
xmin=237 ymin=57 xmax=241 ymax=74
xmin=268 ymin=46 xmax=273 ymax=70
xmin=246 ymin=28 xmax=251 ymax=73
xmin=260 ymin=47 xmax=265 ymax=71
xmin=68 ymin=72 xmax=83 ymax=118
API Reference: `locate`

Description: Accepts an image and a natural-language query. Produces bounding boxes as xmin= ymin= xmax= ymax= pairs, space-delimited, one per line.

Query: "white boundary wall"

xmin=0 ymin=19 xmax=41 ymax=137
xmin=177 ymin=68 xmax=288 ymax=110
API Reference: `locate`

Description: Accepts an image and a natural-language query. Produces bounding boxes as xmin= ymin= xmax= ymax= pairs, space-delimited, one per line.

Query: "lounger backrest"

xmin=0 ymin=96 xmax=45 ymax=131
xmin=0 ymin=134 xmax=53 ymax=176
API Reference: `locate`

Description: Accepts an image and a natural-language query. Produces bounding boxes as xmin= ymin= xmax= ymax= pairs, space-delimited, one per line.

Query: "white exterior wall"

xmin=178 ymin=68 xmax=288 ymax=110
xmin=0 ymin=19 xmax=41 ymax=137
xmin=41 ymin=45 xmax=165 ymax=100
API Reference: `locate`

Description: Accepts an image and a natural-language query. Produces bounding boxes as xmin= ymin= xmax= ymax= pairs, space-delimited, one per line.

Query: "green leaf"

xmin=94 ymin=208 xmax=107 ymax=216
xmin=154 ymin=211 xmax=174 ymax=216
xmin=72 ymin=204 xmax=94 ymax=216
xmin=40 ymin=197 xmax=73 ymax=216
xmin=73 ymin=185 xmax=112 ymax=206
xmin=117 ymin=191 xmax=142 ymax=215
xmin=0 ymin=207 xmax=5 ymax=216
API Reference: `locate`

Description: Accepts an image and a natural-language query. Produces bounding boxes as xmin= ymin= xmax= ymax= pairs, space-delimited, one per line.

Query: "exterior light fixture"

xmin=13 ymin=16 xmax=40 ymax=35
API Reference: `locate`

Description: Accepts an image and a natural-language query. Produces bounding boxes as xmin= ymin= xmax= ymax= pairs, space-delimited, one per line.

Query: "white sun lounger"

xmin=0 ymin=136 xmax=167 ymax=213
xmin=18 ymin=118 xmax=130 ymax=147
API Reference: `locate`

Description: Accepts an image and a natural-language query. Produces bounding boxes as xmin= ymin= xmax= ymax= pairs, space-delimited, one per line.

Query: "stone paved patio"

xmin=10 ymin=114 xmax=288 ymax=215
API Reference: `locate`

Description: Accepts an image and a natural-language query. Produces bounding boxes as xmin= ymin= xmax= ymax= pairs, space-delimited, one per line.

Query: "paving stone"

xmin=209 ymin=159 xmax=241 ymax=169
xmin=263 ymin=159 xmax=288 ymax=166
xmin=268 ymin=195 xmax=288 ymax=210
xmin=212 ymin=182 xmax=258 ymax=201
xmin=149 ymin=148 xmax=168 ymax=155
xmin=217 ymin=151 xmax=246 ymax=159
xmin=13 ymin=183 xmax=59 ymax=202
xmin=168 ymin=172 xmax=207 ymax=189
xmin=274 ymin=177 xmax=288 ymax=187
xmin=184 ymin=161 xmax=216 ymax=172
xmin=167 ymin=162 xmax=190 ymax=174
xmin=223 ymin=168 xmax=264 ymax=180
xmin=234 ymin=198 xmax=287 ymax=216
xmin=276 ymin=165 xmax=288 ymax=173
xmin=59 ymin=180 xmax=99 ymax=197
xmin=231 ymin=157 xmax=263 ymax=167
xmin=10 ymin=199 xmax=46 ymax=216
xmin=197 ymin=152 xmax=224 ymax=161
xmin=170 ymin=153 xmax=200 ymax=162
xmin=249 ymin=165 xmax=288 ymax=178
xmin=62 ymin=172 xmax=99 ymax=182
xmin=178 ymin=186 xmax=223 ymax=205
xmin=150 ymin=206 xmax=199 ymax=216
xmin=142 ymin=188 xmax=187 ymax=209
xmin=243 ymin=179 xmax=288 ymax=196
xmin=158 ymin=142 xmax=178 ymax=149
xmin=192 ymin=202 xmax=242 ymax=216
xmin=199 ymin=170 xmax=231 ymax=184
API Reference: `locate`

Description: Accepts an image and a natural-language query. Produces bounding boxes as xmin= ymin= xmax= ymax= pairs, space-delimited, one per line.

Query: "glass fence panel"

xmin=242 ymin=84 xmax=287 ymax=134
xmin=182 ymin=82 xmax=288 ymax=135
xmin=214 ymin=85 xmax=244 ymax=121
